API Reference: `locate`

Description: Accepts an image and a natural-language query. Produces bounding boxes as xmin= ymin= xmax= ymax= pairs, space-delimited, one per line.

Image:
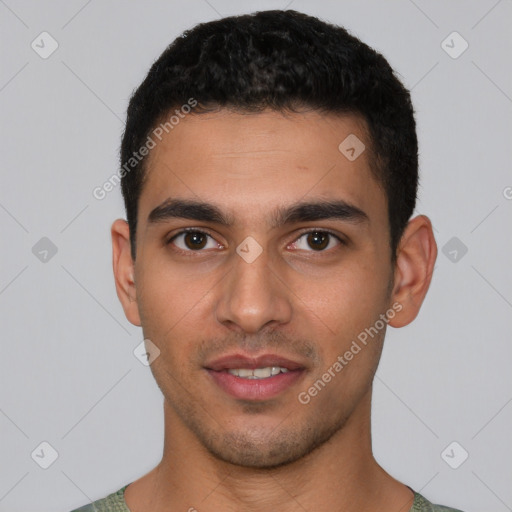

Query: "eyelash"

xmin=166 ymin=227 xmax=345 ymax=255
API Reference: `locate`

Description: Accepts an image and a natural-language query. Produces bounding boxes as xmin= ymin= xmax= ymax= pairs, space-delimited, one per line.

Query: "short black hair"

xmin=120 ymin=9 xmax=418 ymax=262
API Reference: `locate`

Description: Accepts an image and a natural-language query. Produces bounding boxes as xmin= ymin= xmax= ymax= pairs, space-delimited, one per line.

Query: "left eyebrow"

xmin=270 ymin=199 xmax=369 ymax=228
xmin=147 ymin=197 xmax=369 ymax=228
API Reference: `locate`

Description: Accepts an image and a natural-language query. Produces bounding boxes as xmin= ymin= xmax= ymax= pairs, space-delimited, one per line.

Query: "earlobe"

xmin=388 ymin=215 xmax=437 ymax=328
xmin=111 ymin=219 xmax=142 ymax=326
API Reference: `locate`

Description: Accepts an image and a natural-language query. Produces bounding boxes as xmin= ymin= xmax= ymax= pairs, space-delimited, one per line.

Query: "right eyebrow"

xmin=147 ymin=198 xmax=235 ymax=226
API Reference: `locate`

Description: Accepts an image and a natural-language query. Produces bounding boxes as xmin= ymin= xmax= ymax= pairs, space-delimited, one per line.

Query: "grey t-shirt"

xmin=69 ymin=483 xmax=465 ymax=511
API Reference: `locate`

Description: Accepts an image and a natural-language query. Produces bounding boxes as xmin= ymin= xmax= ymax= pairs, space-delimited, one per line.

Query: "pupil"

xmin=308 ymin=232 xmax=328 ymax=250
xmin=185 ymin=232 xmax=206 ymax=250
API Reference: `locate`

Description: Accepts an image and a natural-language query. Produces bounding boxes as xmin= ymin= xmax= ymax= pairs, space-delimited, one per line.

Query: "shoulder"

xmin=67 ymin=484 xmax=130 ymax=512
xmin=412 ymin=490 xmax=465 ymax=512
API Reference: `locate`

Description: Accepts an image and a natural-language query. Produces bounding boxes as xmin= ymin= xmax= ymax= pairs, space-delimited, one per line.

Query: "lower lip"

xmin=206 ymin=369 xmax=305 ymax=401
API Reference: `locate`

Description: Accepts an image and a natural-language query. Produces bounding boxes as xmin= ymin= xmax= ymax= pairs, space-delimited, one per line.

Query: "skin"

xmin=111 ymin=109 xmax=437 ymax=512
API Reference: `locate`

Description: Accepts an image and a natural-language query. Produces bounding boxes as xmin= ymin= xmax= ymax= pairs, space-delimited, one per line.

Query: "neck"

xmin=125 ymin=387 xmax=414 ymax=512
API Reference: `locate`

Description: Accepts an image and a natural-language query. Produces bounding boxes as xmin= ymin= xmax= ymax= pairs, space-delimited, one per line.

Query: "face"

xmin=119 ymin=109 xmax=402 ymax=468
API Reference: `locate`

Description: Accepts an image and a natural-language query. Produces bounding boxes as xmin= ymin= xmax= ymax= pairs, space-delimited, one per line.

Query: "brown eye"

xmin=307 ymin=231 xmax=330 ymax=251
xmin=290 ymin=230 xmax=342 ymax=252
xmin=184 ymin=232 xmax=207 ymax=250
xmin=169 ymin=230 xmax=221 ymax=252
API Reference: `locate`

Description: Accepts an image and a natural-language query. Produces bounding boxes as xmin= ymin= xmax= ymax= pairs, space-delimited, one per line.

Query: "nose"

xmin=215 ymin=242 xmax=293 ymax=334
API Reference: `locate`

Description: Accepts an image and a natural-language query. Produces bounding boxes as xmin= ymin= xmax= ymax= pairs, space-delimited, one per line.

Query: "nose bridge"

xmin=215 ymin=240 xmax=292 ymax=332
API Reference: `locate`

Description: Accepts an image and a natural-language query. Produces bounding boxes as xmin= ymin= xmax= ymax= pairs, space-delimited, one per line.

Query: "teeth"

xmin=227 ymin=367 xmax=290 ymax=379
xmin=253 ymin=367 xmax=271 ymax=378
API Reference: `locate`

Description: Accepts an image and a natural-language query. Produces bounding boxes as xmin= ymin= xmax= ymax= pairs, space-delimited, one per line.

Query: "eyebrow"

xmin=147 ymin=198 xmax=369 ymax=229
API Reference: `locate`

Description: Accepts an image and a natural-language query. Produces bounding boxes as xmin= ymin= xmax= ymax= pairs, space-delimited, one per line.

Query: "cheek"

xmin=293 ymin=260 xmax=390 ymax=336
xmin=301 ymin=272 xmax=388 ymax=394
xmin=135 ymin=262 xmax=214 ymax=349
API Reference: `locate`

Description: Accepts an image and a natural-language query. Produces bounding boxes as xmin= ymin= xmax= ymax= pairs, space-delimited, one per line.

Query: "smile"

xmin=227 ymin=367 xmax=290 ymax=379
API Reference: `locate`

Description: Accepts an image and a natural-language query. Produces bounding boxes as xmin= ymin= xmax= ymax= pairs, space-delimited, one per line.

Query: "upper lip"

xmin=204 ymin=353 xmax=305 ymax=372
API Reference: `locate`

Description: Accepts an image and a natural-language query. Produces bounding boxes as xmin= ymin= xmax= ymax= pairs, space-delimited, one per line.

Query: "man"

xmin=71 ymin=9 xmax=463 ymax=512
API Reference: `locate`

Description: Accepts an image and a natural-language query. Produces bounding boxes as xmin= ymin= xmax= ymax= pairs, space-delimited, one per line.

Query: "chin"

xmin=203 ymin=420 xmax=345 ymax=469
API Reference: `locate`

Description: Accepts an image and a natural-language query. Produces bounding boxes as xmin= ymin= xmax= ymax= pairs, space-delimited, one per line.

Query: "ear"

xmin=388 ymin=215 xmax=437 ymax=328
xmin=111 ymin=219 xmax=141 ymax=326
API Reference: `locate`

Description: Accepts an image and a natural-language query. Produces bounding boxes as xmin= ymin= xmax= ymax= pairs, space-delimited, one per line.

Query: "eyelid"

xmin=293 ymin=227 xmax=345 ymax=241
xmin=166 ymin=227 xmax=216 ymax=243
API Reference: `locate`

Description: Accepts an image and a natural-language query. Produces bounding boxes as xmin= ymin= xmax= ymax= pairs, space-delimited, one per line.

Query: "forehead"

xmin=138 ymin=109 xmax=386 ymax=228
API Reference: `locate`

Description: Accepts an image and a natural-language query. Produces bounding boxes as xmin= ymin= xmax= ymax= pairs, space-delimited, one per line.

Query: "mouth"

xmin=204 ymin=353 xmax=306 ymax=401
xmin=226 ymin=367 xmax=290 ymax=379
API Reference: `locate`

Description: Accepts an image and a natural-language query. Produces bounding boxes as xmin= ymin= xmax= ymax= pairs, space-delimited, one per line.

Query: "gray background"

xmin=1 ymin=1 xmax=511 ymax=511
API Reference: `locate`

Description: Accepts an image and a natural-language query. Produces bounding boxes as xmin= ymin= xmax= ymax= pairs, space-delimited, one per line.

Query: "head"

xmin=112 ymin=10 xmax=436 ymax=469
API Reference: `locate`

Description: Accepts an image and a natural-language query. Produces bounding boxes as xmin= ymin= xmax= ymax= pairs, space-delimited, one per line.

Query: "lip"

xmin=204 ymin=353 xmax=306 ymax=401
xmin=204 ymin=353 xmax=305 ymax=372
